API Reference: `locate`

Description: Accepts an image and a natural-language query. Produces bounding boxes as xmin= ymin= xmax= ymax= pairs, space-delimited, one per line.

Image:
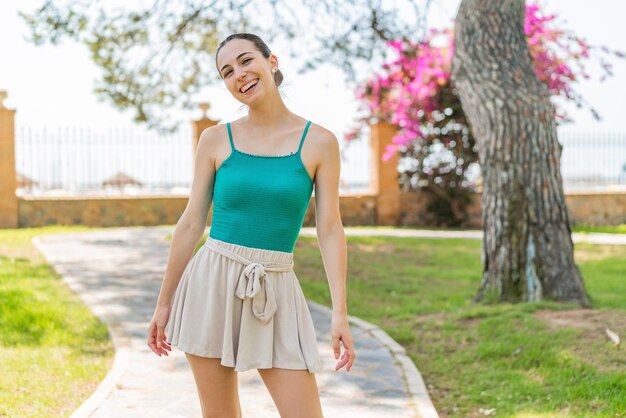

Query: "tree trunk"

xmin=450 ymin=0 xmax=590 ymax=305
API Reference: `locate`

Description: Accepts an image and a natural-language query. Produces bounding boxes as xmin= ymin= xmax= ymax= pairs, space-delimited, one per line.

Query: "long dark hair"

xmin=215 ymin=33 xmax=284 ymax=87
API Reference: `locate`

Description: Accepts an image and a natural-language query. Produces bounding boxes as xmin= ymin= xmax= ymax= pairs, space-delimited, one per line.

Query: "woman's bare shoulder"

xmin=199 ymin=123 xmax=228 ymax=143
xmin=197 ymin=123 xmax=230 ymax=169
xmin=307 ymin=121 xmax=338 ymax=146
xmin=305 ymin=122 xmax=340 ymax=177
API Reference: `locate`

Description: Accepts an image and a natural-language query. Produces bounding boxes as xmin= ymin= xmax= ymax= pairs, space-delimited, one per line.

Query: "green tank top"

xmin=209 ymin=120 xmax=314 ymax=253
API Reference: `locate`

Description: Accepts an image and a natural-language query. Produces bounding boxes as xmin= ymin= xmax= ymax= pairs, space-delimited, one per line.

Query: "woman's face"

xmin=216 ymin=39 xmax=277 ymax=104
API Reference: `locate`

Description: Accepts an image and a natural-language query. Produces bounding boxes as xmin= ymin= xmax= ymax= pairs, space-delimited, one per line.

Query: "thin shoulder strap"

xmin=296 ymin=121 xmax=312 ymax=154
xmin=226 ymin=122 xmax=236 ymax=152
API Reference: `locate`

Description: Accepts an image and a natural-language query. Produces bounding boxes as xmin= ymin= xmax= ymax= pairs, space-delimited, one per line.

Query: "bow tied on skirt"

xmin=234 ymin=262 xmax=277 ymax=324
xmin=201 ymin=239 xmax=295 ymax=325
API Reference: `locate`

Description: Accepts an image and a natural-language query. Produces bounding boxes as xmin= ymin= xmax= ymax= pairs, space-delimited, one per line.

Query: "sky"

xmin=0 ymin=0 xmax=624 ymax=139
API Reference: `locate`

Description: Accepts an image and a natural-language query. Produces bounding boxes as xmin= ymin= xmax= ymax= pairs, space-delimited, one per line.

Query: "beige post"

xmin=191 ymin=102 xmax=219 ymax=227
xmin=192 ymin=102 xmax=219 ymax=153
xmin=370 ymin=121 xmax=400 ymax=225
xmin=0 ymin=91 xmax=18 ymax=228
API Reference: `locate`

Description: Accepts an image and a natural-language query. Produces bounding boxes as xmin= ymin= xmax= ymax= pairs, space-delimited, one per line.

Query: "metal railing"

xmin=15 ymin=124 xmax=373 ymax=196
xmin=15 ymin=124 xmax=625 ymax=197
xmin=559 ymin=131 xmax=626 ymax=191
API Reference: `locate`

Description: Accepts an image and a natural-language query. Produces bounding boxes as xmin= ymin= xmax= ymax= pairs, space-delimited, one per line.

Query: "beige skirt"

xmin=165 ymin=236 xmax=322 ymax=373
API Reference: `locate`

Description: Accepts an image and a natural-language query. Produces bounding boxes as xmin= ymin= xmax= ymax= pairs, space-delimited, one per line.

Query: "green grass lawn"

xmin=570 ymin=224 xmax=626 ymax=235
xmin=290 ymin=235 xmax=626 ymax=418
xmin=0 ymin=226 xmax=115 ymax=418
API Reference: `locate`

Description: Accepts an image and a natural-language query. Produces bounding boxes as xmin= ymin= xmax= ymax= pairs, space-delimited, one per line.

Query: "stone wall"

xmin=397 ymin=191 xmax=483 ymax=227
xmin=564 ymin=191 xmax=626 ymax=226
xmin=19 ymin=195 xmax=189 ymax=227
xmin=17 ymin=190 xmax=624 ymax=228
xmin=399 ymin=191 xmax=625 ymax=228
xmin=17 ymin=193 xmax=376 ymax=228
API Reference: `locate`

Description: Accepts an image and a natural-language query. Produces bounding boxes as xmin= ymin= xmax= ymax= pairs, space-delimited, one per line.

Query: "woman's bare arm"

xmin=313 ymin=127 xmax=354 ymax=371
xmin=314 ymin=128 xmax=347 ymax=314
xmin=155 ymin=126 xmax=219 ymax=308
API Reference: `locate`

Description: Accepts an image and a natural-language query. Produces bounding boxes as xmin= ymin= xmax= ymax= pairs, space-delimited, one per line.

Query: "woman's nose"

xmin=235 ymin=68 xmax=247 ymax=81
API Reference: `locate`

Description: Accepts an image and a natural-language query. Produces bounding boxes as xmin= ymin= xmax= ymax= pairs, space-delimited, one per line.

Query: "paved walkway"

xmin=34 ymin=227 xmax=438 ymax=418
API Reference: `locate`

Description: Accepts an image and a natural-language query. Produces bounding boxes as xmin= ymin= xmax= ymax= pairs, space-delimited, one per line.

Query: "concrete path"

xmin=34 ymin=227 xmax=438 ymax=418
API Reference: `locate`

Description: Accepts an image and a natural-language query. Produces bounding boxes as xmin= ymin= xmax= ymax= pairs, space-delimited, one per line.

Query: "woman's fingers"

xmin=334 ymin=351 xmax=352 ymax=371
xmin=156 ymin=325 xmax=169 ymax=356
xmin=343 ymin=338 xmax=355 ymax=371
xmin=332 ymin=334 xmax=341 ymax=359
xmin=147 ymin=322 xmax=159 ymax=354
xmin=147 ymin=321 xmax=171 ymax=356
xmin=334 ymin=336 xmax=356 ymax=372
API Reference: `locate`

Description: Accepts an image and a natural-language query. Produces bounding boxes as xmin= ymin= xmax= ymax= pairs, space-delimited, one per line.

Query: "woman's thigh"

xmin=257 ymin=367 xmax=323 ymax=418
xmin=185 ymin=353 xmax=242 ymax=418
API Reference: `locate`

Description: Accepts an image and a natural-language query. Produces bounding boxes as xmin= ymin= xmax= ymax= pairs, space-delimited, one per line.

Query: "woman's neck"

xmin=245 ymin=91 xmax=293 ymax=127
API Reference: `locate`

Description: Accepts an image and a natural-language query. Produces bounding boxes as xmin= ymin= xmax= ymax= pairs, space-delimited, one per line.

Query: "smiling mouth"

xmin=240 ymin=79 xmax=259 ymax=93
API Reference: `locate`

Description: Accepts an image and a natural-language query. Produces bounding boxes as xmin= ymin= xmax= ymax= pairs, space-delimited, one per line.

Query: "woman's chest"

xmin=214 ymin=155 xmax=313 ymax=203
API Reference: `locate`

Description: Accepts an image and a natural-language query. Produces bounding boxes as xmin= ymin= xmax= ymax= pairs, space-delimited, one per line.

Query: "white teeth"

xmin=240 ymin=79 xmax=258 ymax=93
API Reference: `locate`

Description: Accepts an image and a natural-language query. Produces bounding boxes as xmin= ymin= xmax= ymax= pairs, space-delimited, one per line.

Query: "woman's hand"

xmin=147 ymin=304 xmax=173 ymax=357
xmin=331 ymin=312 xmax=355 ymax=372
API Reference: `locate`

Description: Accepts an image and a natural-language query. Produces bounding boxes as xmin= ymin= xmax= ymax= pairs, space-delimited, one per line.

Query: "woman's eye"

xmin=223 ymin=59 xmax=252 ymax=77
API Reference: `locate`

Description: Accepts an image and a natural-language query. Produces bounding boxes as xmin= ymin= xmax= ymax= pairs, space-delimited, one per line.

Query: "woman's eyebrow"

xmin=220 ymin=52 xmax=253 ymax=73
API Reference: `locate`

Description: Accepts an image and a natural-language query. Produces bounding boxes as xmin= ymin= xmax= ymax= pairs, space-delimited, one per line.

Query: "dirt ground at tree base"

xmin=535 ymin=308 xmax=625 ymax=374
xmin=534 ymin=308 xmax=624 ymax=335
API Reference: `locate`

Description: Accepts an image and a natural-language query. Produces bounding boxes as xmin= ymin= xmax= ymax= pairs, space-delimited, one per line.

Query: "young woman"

xmin=147 ymin=33 xmax=355 ymax=418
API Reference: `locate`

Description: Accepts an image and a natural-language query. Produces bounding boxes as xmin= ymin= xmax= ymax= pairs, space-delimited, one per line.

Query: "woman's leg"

xmin=185 ymin=353 xmax=242 ymax=418
xmin=257 ymin=368 xmax=324 ymax=418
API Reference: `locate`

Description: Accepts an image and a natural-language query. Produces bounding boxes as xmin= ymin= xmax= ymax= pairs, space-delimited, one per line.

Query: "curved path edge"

xmin=309 ymin=300 xmax=440 ymax=418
